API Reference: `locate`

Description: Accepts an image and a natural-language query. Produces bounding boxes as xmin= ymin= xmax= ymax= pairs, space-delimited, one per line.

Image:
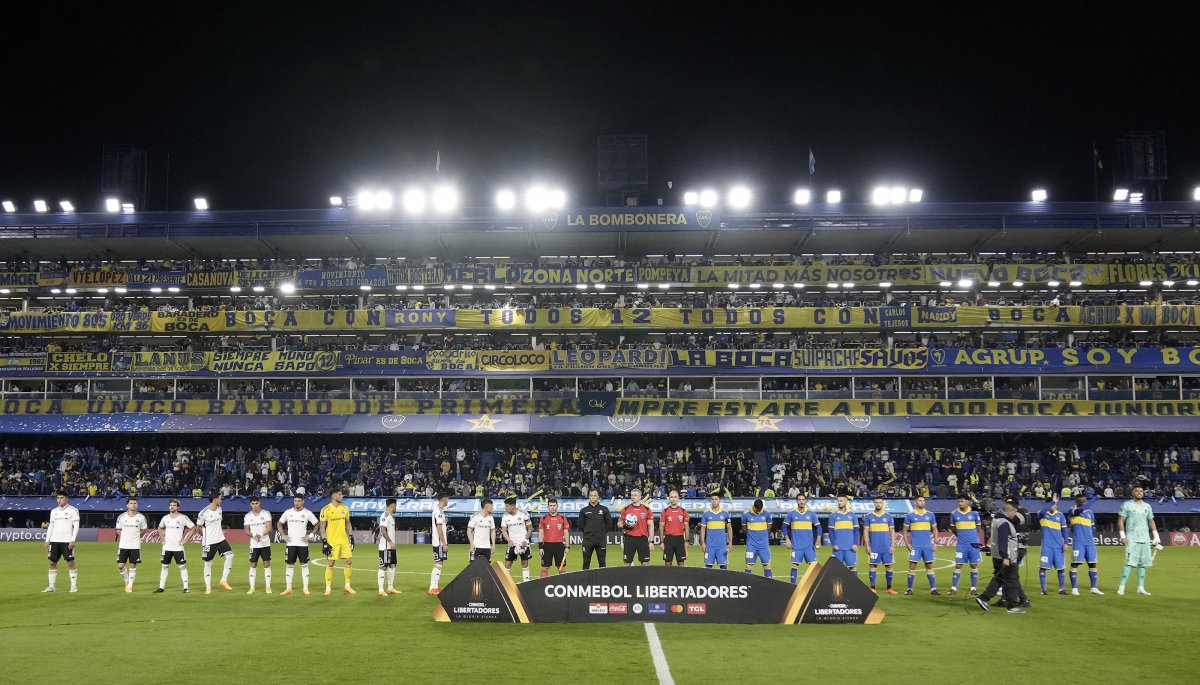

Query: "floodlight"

xmin=97 ymin=288 xmax=108 ymax=294
xmin=1068 ymin=280 xmax=1082 ymax=287
xmin=826 ymin=282 xmax=839 ymax=289
xmin=793 ymin=189 xmax=812 ymax=205
xmin=698 ymin=189 xmax=719 ymax=208
xmin=329 ymin=196 xmax=343 ymax=207
xmin=727 ymin=186 xmax=752 ymax=209
xmin=1163 ymin=280 xmax=1176 ymax=287
xmin=280 ymin=283 xmax=296 ymax=294
xmin=889 ymin=187 xmax=907 ymax=204
xmin=413 ymin=285 xmax=426 ymax=291
xmin=149 ymin=287 xmax=161 ymax=294
xmin=356 ymin=190 xmax=376 ymax=211
xmin=34 ymin=200 xmax=48 ymax=213
xmin=1187 ymin=280 xmax=1199 ymax=286
xmin=727 ymin=283 xmax=739 ymax=289
xmin=1194 ymin=187 xmax=1200 ymax=201
xmin=375 ymin=190 xmax=394 ymax=210
xmin=462 ymin=285 xmax=474 ymax=291
xmin=230 ymin=286 xmax=242 ymax=293
xmin=1138 ymin=280 xmax=1153 ymax=287
xmin=60 ymin=201 xmax=75 ymax=213
xmin=987 ymin=281 xmax=1001 ymax=287
xmin=826 ymin=190 xmax=842 ymax=203
xmin=879 ymin=281 xmax=892 ymax=288
xmin=121 ymin=203 xmax=135 ymax=214
xmin=908 ymin=188 xmax=924 ymax=203
xmin=1012 ymin=281 xmax=1025 ymax=287
xmin=792 ymin=283 xmax=805 ymax=289
xmin=114 ymin=287 xmax=127 ymax=294
xmin=65 ymin=288 xmax=77 ymax=294
xmin=682 ymin=191 xmax=699 ymax=205
xmin=772 ymin=283 xmax=785 ymax=289
xmin=396 ymin=285 xmax=408 ymax=291
xmin=1031 ymin=189 xmax=1047 ymax=202
xmin=547 ymin=189 xmax=567 ymax=208
xmin=360 ymin=285 xmax=372 ymax=291
xmin=939 ymin=280 xmax=953 ymax=287
xmin=1047 ymin=280 xmax=1061 ymax=287
xmin=1113 ymin=188 xmax=1129 ymax=201
xmin=748 ymin=283 xmax=761 ymax=289
xmin=871 ymin=187 xmax=890 ymax=205
xmin=402 ymin=188 xmax=425 ymax=214
xmin=657 ymin=283 xmax=670 ymax=290
xmin=842 ymin=282 xmax=855 ymax=288
xmin=636 ymin=283 xmax=649 ymax=289
xmin=525 ymin=187 xmax=548 ymax=212
xmin=495 ymin=189 xmax=516 ymax=210
xmin=193 ymin=197 xmax=208 ymax=210
xmin=167 ymin=287 xmax=180 ymax=293
xmin=957 ymin=279 xmax=973 ymax=288
xmin=105 ymin=198 xmax=120 ymax=213
xmin=575 ymin=283 xmax=589 ymax=290
xmin=431 ymin=186 xmax=457 ymax=213
xmin=443 ymin=284 xmax=455 ymax=291
xmin=1129 ymin=192 xmax=1144 ymax=203
xmin=252 ymin=286 xmax=265 ymax=293
xmin=1 ymin=201 xmax=13 ymax=212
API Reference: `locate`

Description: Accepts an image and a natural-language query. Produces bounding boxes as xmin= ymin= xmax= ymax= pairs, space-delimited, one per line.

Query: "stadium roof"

xmin=2 ymin=202 xmax=1198 ymax=260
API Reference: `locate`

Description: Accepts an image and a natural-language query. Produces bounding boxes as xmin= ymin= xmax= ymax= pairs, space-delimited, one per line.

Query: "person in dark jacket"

xmin=577 ymin=489 xmax=612 ymax=569
xmin=976 ymin=498 xmax=1027 ymax=613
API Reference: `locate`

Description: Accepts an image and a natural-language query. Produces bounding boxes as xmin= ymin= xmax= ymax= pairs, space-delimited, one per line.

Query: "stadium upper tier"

xmin=1 ymin=201 xmax=1199 ymax=261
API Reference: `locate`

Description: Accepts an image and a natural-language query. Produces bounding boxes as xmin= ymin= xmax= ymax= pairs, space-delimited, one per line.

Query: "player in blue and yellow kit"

xmin=742 ymin=499 xmax=773 ymax=577
xmin=827 ymin=494 xmax=859 ymax=572
xmin=783 ymin=494 xmax=821 ymax=584
xmin=949 ymin=495 xmax=985 ymax=596
xmin=1068 ymin=490 xmax=1103 ymax=595
xmin=701 ymin=492 xmax=732 ymax=569
xmin=1039 ymin=494 xmax=1069 ymax=595
xmin=903 ymin=496 xmax=940 ymax=595
xmin=863 ymin=497 xmax=897 ymax=594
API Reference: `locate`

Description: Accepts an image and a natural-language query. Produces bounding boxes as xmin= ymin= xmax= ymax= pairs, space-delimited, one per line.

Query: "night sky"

xmin=2 ymin=2 xmax=1195 ymax=211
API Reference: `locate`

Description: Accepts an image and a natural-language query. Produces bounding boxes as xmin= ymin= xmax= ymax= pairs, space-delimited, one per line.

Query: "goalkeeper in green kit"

xmin=1116 ymin=484 xmax=1160 ymax=596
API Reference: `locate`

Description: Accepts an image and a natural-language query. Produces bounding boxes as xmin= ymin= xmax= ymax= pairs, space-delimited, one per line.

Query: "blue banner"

xmin=535 ymin=206 xmax=719 ymax=232
xmin=295 ymin=267 xmax=390 ymax=289
xmin=927 ymin=346 xmax=1200 ymax=374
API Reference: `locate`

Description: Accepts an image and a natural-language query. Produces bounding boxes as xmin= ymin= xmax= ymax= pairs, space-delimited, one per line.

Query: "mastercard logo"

xmin=670 ymin=604 xmax=685 ymax=613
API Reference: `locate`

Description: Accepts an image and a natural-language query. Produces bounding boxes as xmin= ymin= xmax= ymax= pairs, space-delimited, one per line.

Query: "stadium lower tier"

xmin=2 ymin=432 xmax=1195 ymax=499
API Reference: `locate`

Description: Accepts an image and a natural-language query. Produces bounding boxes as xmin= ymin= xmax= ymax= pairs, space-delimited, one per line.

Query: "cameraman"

xmin=976 ymin=498 xmax=1027 ymax=614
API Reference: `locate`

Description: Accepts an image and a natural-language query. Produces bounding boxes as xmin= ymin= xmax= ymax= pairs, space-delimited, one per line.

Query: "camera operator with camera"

xmin=976 ymin=497 xmax=1029 ymax=614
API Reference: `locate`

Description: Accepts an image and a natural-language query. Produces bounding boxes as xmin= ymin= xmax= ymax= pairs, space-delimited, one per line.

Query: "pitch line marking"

xmin=644 ymin=622 xmax=675 ymax=685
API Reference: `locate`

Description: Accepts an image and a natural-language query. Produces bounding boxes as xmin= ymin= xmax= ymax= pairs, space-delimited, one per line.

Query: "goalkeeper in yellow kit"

xmin=319 ymin=488 xmax=355 ymax=595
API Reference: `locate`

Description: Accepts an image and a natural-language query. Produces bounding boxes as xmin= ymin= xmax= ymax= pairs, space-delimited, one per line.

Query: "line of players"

xmin=42 ymin=488 xmax=388 ymax=597
xmin=41 ymin=486 xmax=1109 ymax=600
xmin=436 ymin=487 xmax=1108 ymax=600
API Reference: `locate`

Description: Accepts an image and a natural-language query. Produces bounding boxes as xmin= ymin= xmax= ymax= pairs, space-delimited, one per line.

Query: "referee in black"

xmin=578 ymin=489 xmax=611 ymax=569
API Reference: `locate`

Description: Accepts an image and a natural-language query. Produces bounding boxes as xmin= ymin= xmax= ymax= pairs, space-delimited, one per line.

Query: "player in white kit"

xmin=501 ymin=496 xmax=533 ymax=582
xmin=183 ymin=493 xmax=234 ymax=594
xmin=467 ymin=498 xmax=496 ymax=567
xmin=429 ymin=493 xmax=449 ymax=595
xmin=243 ymin=496 xmax=274 ymax=594
xmin=156 ymin=499 xmax=194 ymax=593
xmin=43 ymin=490 xmax=80 ymax=593
xmin=278 ymin=494 xmax=319 ymax=595
xmin=114 ymin=497 xmax=148 ymax=592
xmin=377 ymin=498 xmax=401 ymax=596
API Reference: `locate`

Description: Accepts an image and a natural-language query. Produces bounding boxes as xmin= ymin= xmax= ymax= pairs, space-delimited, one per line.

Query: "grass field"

xmin=3 ymin=543 xmax=1197 ymax=684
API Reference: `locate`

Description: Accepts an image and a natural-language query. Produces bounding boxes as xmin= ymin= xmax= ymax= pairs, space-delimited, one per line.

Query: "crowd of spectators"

xmin=2 ymin=436 xmax=1196 ymax=503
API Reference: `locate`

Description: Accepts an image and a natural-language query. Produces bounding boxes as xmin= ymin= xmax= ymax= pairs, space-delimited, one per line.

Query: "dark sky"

xmin=2 ymin=2 xmax=1195 ymax=210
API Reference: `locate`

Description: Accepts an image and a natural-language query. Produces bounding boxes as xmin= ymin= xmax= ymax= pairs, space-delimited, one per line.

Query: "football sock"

xmin=970 ymin=570 xmax=978 ymax=588
xmin=325 ymin=566 xmax=334 ymax=589
xmin=48 ymin=569 xmax=57 ymax=589
xmin=1039 ymin=568 xmax=1047 ymax=591
xmin=522 ymin=568 xmax=530 ymax=582
xmin=869 ymin=569 xmax=877 ymax=587
xmin=204 ymin=560 xmax=213 ymax=589
xmin=907 ymin=573 xmax=915 ymax=591
xmin=790 ymin=566 xmax=798 ymax=584
xmin=221 ymin=554 xmax=233 ymax=582
xmin=927 ymin=573 xmax=937 ymax=589
xmin=1119 ymin=565 xmax=1132 ymax=585
xmin=285 ymin=566 xmax=294 ymax=589
xmin=1136 ymin=567 xmax=1146 ymax=588
xmin=764 ymin=568 xmax=773 ymax=579
xmin=1089 ymin=570 xmax=1099 ymax=588
xmin=430 ymin=564 xmax=442 ymax=589
xmin=68 ymin=569 xmax=77 ymax=590
xmin=127 ymin=568 xmax=136 ymax=588
xmin=180 ymin=566 xmax=189 ymax=590
xmin=160 ymin=565 xmax=169 ymax=589
xmin=886 ymin=570 xmax=894 ymax=589
xmin=248 ymin=568 xmax=257 ymax=590
xmin=344 ymin=566 xmax=352 ymax=585
xmin=377 ymin=569 xmax=385 ymax=593
xmin=951 ymin=571 xmax=960 ymax=589
xmin=386 ymin=567 xmax=395 ymax=590
xmin=300 ymin=563 xmax=310 ymax=589
xmin=1057 ymin=570 xmax=1065 ymax=590
xmin=264 ymin=568 xmax=271 ymax=590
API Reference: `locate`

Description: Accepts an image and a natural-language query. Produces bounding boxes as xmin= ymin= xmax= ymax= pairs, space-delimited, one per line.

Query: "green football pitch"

xmin=2 ymin=543 xmax=1196 ymax=684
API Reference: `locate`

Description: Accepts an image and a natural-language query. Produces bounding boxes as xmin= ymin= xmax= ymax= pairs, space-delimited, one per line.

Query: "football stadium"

xmin=4 ymin=5 xmax=1200 ymax=684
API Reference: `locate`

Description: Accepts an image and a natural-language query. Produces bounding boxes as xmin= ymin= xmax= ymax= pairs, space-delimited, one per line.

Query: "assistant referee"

xmin=577 ymin=489 xmax=611 ymax=569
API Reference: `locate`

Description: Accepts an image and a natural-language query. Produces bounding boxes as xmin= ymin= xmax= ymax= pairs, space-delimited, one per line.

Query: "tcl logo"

xmin=686 ymin=603 xmax=707 ymax=615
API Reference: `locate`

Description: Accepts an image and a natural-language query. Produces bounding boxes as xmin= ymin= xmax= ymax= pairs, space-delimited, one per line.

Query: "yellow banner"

xmin=693 ymin=264 xmax=990 ymax=287
xmin=477 ymin=350 xmax=550 ymax=371
xmin=47 ymin=352 xmax=110 ymax=373
xmin=0 ymin=398 xmax=578 ymax=416
xmin=613 ymin=398 xmax=1200 ymax=417
xmin=4 ymin=305 xmax=1200 ymax=334
xmin=669 ymin=348 xmax=927 ymax=370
